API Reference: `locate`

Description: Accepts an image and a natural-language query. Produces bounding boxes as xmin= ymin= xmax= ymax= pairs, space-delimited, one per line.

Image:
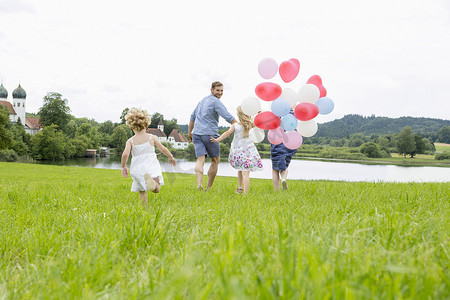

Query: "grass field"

xmin=0 ymin=162 xmax=449 ymax=299
xmin=435 ymin=143 xmax=450 ymax=153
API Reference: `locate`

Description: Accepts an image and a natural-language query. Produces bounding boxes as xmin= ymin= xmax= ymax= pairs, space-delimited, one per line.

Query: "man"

xmin=188 ymin=81 xmax=237 ymax=191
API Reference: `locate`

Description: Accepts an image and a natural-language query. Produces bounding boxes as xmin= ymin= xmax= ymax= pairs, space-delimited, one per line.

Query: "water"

xmin=35 ymin=156 xmax=450 ymax=183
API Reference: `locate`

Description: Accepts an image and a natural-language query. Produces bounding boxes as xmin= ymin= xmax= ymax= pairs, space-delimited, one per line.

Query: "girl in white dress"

xmin=121 ymin=108 xmax=176 ymax=208
xmin=210 ymin=106 xmax=263 ymax=194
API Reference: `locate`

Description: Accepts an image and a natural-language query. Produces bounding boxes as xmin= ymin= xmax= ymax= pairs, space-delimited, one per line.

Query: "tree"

xmin=360 ymin=142 xmax=383 ymax=158
xmin=38 ymin=92 xmax=71 ymax=132
xmin=76 ymin=123 xmax=100 ymax=149
xmin=376 ymin=136 xmax=390 ymax=153
xmin=110 ymin=124 xmax=130 ymax=153
xmin=149 ymin=113 xmax=181 ymax=136
xmin=30 ymin=124 xmax=68 ymax=160
xmin=65 ymin=119 xmax=78 ymax=139
xmin=98 ymin=120 xmax=116 ymax=136
xmin=120 ymin=108 xmax=130 ymax=124
xmin=437 ymin=126 xmax=450 ymax=143
xmin=10 ymin=123 xmax=30 ymax=156
xmin=396 ymin=127 xmax=416 ymax=158
xmin=410 ymin=135 xmax=427 ymax=158
xmin=68 ymin=135 xmax=91 ymax=157
xmin=0 ymin=105 xmax=13 ymax=150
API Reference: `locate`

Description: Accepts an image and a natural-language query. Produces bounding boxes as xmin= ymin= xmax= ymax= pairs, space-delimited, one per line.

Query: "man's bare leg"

xmin=195 ymin=155 xmax=205 ymax=189
xmin=206 ymin=156 xmax=220 ymax=190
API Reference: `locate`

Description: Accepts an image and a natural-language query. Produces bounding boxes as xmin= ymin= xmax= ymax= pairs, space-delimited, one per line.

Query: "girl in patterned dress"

xmin=210 ymin=106 xmax=263 ymax=194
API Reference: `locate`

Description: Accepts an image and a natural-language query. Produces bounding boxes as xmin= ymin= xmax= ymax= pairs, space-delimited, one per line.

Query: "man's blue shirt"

xmin=190 ymin=94 xmax=235 ymax=135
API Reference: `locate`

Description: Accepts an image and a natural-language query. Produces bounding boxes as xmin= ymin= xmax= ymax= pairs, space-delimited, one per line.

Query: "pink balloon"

xmin=255 ymin=82 xmax=282 ymax=101
xmin=290 ymin=58 xmax=300 ymax=69
xmin=294 ymin=103 xmax=319 ymax=121
xmin=279 ymin=59 xmax=300 ymax=83
xmin=306 ymin=75 xmax=327 ymax=97
xmin=254 ymin=111 xmax=281 ymax=130
xmin=283 ymin=131 xmax=303 ymax=149
xmin=268 ymin=126 xmax=285 ymax=145
xmin=258 ymin=58 xmax=278 ymax=79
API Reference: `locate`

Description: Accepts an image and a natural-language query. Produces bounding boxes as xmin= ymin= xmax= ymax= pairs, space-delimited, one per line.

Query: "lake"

xmin=34 ymin=156 xmax=450 ymax=183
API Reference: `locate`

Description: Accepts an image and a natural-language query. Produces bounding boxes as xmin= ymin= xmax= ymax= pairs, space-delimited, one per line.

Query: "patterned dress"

xmin=228 ymin=124 xmax=263 ymax=172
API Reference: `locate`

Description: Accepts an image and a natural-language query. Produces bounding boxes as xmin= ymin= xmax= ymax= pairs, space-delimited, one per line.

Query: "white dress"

xmin=228 ymin=124 xmax=263 ymax=172
xmin=130 ymin=135 xmax=164 ymax=192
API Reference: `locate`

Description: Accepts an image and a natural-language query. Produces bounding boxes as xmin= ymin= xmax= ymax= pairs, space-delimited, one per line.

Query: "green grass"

xmin=1 ymin=162 xmax=449 ymax=299
xmin=435 ymin=143 xmax=450 ymax=153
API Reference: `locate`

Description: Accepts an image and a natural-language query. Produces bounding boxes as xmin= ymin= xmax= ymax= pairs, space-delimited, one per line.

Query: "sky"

xmin=1 ymin=0 xmax=449 ymax=126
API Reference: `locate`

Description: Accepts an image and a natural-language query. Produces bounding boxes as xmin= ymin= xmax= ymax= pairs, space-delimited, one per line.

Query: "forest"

xmin=1 ymin=92 xmax=450 ymax=162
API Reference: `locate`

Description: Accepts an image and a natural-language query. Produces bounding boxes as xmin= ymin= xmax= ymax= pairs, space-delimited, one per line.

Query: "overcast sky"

xmin=1 ymin=0 xmax=449 ymax=126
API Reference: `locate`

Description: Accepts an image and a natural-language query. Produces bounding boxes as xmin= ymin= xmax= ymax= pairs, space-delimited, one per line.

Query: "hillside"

xmin=316 ymin=114 xmax=450 ymax=138
xmin=179 ymin=114 xmax=450 ymax=139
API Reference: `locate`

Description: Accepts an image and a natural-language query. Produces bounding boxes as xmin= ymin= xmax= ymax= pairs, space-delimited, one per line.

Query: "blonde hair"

xmin=237 ymin=106 xmax=254 ymax=137
xmin=125 ymin=108 xmax=150 ymax=131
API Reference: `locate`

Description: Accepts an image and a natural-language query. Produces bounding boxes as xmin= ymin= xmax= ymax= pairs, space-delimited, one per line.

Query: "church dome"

xmin=13 ymin=84 xmax=26 ymax=99
xmin=0 ymin=83 xmax=7 ymax=98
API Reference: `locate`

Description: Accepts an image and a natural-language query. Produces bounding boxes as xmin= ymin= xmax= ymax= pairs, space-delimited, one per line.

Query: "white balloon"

xmin=298 ymin=84 xmax=320 ymax=103
xmin=249 ymin=127 xmax=265 ymax=143
xmin=296 ymin=119 xmax=318 ymax=137
xmin=281 ymin=87 xmax=298 ymax=108
xmin=241 ymin=97 xmax=261 ymax=116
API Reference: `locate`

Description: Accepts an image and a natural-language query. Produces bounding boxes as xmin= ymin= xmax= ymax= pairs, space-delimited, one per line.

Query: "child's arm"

xmin=152 ymin=135 xmax=176 ymax=166
xmin=210 ymin=125 xmax=235 ymax=143
xmin=121 ymin=139 xmax=132 ymax=178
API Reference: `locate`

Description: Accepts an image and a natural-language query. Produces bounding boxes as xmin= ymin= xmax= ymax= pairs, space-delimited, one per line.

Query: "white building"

xmin=167 ymin=129 xmax=189 ymax=149
xmin=0 ymin=83 xmax=41 ymax=135
xmin=146 ymin=118 xmax=189 ymax=149
xmin=146 ymin=118 xmax=167 ymax=142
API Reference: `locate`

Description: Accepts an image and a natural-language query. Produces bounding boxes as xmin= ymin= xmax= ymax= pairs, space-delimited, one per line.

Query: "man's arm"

xmin=188 ymin=120 xmax=195 ymax=142
xmin=215 ymin=101 xmax=236 ymax=125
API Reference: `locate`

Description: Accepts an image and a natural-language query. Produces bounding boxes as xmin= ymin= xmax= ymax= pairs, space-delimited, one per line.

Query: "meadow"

xmin=0 ymin=162 xmax=449 ymax=299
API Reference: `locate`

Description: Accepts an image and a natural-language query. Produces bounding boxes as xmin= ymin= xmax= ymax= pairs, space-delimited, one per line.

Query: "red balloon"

xmin=255 ymin=82 xmax=282 ymax=101
xmin=254 ymin=111 xmax=281 ymax=130
xmin=306 ymin=75 xmax=327 ymax=97
xmin=290 ymin=58 xmax=300 ymax=69
xmin=279 ymin=59 xmax=300 ymax=83
xmin=294 ymin=103 xmax=319 ymax=121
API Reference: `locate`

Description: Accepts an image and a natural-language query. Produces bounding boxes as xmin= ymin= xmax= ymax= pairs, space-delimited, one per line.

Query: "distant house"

xmin=168 ymin=129 xmax=189 ymax=149
xmin=84 ymin=149 xmax=97 ymax=157
xmin=146 ymin=118 xmax=189 ymax=149
xmin=146 ymin=118 xmax=167 ymax=142
xmin=0 ymin=83 xmax=42 ymax=135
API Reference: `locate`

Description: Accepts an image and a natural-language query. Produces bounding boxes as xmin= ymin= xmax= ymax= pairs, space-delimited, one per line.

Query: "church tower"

xmin=158 ymin=118 xmax=164 ymax=133
xmin=12 ymin=84 xmax=26 ymax=124
xmin=0 ymin=83 xmax=7 ymax=101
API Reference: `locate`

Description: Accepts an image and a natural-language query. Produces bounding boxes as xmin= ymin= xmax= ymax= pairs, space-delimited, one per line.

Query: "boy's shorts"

xmin=193 ymin=134 xmax=220 ymax=158
xmin=271 ymin=143 xmax=298 ymax=171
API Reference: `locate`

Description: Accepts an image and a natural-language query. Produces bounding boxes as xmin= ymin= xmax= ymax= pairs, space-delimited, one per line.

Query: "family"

xmin=121 ymin=81 xmax=297 ymax=207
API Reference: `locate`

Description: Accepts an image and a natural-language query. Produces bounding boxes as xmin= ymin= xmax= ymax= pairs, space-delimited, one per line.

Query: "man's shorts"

xmin=270 ymin=143 xmax=298 ymax=171
xmin=193 ymin=134 xmax=220 ymax=158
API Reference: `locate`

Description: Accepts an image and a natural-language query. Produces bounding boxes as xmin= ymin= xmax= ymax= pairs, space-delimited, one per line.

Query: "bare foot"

xmin=144 ymin=174 xmax=157 ymax=192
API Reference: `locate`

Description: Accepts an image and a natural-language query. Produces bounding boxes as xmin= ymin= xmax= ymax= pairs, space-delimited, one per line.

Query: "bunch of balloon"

xmin=241 ymin=57 xmax=335 ymax=150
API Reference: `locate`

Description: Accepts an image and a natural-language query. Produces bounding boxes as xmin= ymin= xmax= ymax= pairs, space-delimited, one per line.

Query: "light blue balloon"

xmin=281 ymin=114 xmax=298 ymax=131
xmin=315 ymin=97 xmax=334 ymax=115
xmin=271 ymin=97 xmax=291 ymax=117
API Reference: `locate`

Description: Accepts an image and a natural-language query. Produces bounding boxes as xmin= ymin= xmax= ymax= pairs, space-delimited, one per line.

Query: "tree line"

xmin=1 ymin=92 xmax=449 ymax=162
xmin=0 ymin=92 xmax=182 ymax=161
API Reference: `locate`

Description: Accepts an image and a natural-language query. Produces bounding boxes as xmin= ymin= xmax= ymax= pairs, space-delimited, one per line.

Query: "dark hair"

xmin=211 ymin=81 xmax=223 ymax=89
